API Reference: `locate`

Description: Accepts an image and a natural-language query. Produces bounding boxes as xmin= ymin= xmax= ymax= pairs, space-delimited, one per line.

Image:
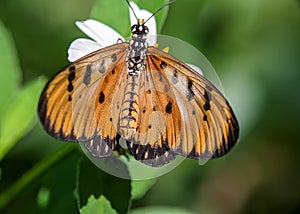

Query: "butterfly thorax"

xmin=119 ymin=21 xmax=149 ymax=139
xmin=127 ymin=21 xmax=149 ymax=76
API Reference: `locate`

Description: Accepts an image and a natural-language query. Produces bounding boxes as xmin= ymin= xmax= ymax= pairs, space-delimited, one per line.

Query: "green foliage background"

xmin=0 ymin=0 xmax=300 ymax=213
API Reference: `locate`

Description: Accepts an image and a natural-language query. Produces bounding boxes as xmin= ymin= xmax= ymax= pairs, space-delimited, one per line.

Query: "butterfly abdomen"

xmin=119 ymin=75 xmax=140 ymax=138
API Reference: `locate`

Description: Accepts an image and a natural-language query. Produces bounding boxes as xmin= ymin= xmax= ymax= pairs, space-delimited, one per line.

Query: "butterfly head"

xmin=131 ymin=18 xmax=149 ymax=36
xmin=127 ymin=0 xmax=176 ymax=37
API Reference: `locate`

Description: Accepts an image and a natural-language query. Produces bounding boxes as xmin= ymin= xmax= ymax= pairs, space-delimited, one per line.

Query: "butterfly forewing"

xmin=38 ymin=43 xmax=128 ymax=156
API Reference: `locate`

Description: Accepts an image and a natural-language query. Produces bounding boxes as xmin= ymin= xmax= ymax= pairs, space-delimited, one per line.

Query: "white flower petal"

xmin=187 ymin=63 xmax=203 ymax=76
xmin=75 ymin=19 xmax=123 ymax=46
xmin=68 ymin=38 xmax=102 ymax=62
xmin=129 ymin=2 xmax=157 ymax=45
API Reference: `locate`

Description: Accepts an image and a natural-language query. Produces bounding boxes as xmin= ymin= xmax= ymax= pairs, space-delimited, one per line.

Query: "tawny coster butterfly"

xmin=38 ymin=0 xmax=239 ymax=167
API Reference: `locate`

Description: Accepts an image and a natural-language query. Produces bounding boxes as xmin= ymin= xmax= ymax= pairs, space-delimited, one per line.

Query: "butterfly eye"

xmin=143 ymin=25 xmax=149 ymax=34
xmin=131 ymin=24 xmax=138 ymax=33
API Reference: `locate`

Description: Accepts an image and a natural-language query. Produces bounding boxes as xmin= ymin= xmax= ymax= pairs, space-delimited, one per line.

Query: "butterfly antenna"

xmin=144 ymin=0 xmax=176 ymax=24
xmin=125 ymin=0 xmax=139 ymax=22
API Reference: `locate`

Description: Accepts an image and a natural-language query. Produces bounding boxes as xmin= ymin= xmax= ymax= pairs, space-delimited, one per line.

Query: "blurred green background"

xmin=0 ymin=0 xmax=300 ymax=213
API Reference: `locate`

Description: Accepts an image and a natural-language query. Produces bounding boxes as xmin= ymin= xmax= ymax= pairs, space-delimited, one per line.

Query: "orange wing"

xmin=38 ymin=43 xmax=128 ymax=157
xmin=126 ymin=47 xmax=239 ymax=166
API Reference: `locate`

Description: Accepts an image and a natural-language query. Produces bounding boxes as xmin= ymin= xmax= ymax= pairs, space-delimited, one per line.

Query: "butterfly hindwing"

xmin=38 ymin=43 xmax=128 ymax=157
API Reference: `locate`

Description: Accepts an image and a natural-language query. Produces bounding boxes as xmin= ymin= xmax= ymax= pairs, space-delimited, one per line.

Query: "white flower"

xmin=67 ymin=1 xmax=203 ymax=75
xmin=68 ymin=2 xmax=156 ymax=62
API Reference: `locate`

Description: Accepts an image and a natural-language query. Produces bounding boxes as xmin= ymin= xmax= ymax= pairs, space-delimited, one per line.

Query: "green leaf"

xmin=0 ymin=21 xmax=21 ymax=122
xmin=131 ymin=179 xmax=157 ymax=200
xmin=81 ymin=195 xmax=118 ymax=214
xmin=0 ymin=77 xmax=46 ymax=161
xmin=130 ymin=206 xmax=194 ymax=214
xmin=91 ymin=0 xmax=130 ymax=37
xmin=76 ymin=157 xmax=131 ymax=214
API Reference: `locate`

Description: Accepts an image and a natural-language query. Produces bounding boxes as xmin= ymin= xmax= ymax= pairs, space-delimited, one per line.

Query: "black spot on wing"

xmin=67 ymin=83 xmax=73 ymax=92
xmin=69 ymin=65 xmax=76 ymax=73
xmin=186 ymin=79 xmax=195 ymax=101
xmin=111 ymin=53 xmax=117 ymax=62
xmin=171 ymin=69 xmax=179 ymax=84
xmin=99 ymin=60 xmax=105 ymax=73
xmin=158 ymin=71 xmax=163 ymax=82
xmin=83 ymin=64 xmax=92 ymax=86
xmin=203 ymin=102 xmax=210 ymax=111
xmin=202 ymin=90 xmax=211 ymax=111
xmin=160 ymin=61 xmax=167 ymax=69
xmin=165 ymin=101 xmax=173 ymax=114
xmin=99 ymin=91 xmax=105 ymax=103
xmin=68 ymin=69 xmax=76 ymax=82
xmin=204 ymin=90 xmax=211 ymax=102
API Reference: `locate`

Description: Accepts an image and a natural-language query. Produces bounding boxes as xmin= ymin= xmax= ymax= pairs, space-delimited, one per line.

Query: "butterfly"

xmin=38 ymin=0 xmax=239 ymax=167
